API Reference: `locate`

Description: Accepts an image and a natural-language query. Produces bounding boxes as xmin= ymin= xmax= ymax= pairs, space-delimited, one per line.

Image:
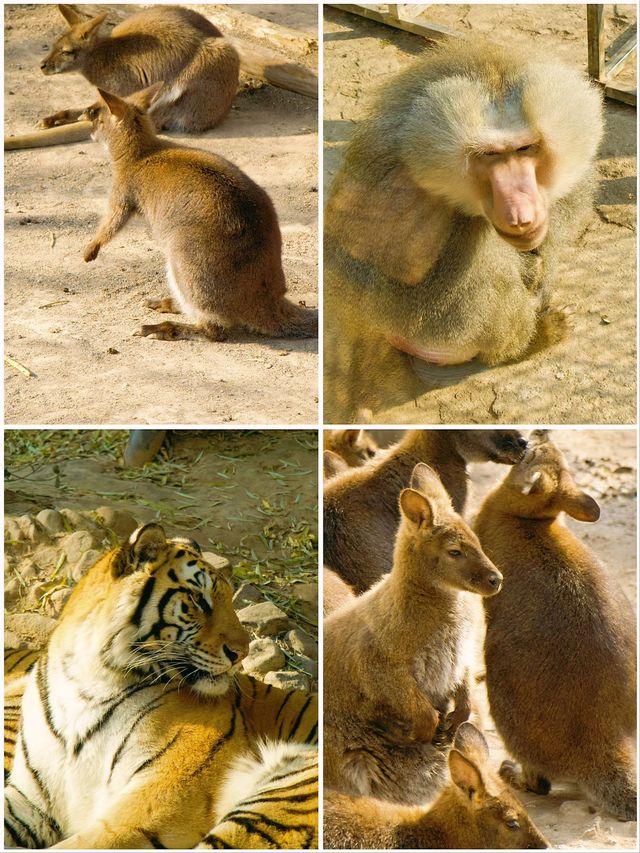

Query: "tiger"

xmin=4 ymin=650 xmax=41 ymax=780
xmin=4 ymin=523 xmax=318 ymax=849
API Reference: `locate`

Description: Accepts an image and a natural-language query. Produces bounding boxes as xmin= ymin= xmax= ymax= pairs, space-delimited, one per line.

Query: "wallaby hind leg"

xmin=582 ymin=759 xmax=637 ymax=820
xmin=144 ymin=297 xmax=181 ymax=314
xmin=134 ymin=319 xmax=228 ymax=342
xmin=38 ymin=108 xmax=85 ymax=128
xmin=500 ymin=760 xmax=551 ymax=795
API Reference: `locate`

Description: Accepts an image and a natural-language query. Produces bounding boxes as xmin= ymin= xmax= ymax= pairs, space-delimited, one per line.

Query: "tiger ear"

xmin=111 ymin=523 xmax=167 ymax=578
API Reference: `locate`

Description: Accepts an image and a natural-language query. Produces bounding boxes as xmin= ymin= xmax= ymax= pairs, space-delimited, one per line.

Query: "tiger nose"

xmin=223 ymin=643 xmax=247 ymax=664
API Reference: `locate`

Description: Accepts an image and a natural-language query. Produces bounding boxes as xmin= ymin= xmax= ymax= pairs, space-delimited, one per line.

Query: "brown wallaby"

xmin=324 ymin=41 xmax=603 ymax=421
xmin=324 ymin=722 xmax=548 ymax=849
xmin=324 ymin=429 xmax=526 ymax=593
xmin=324 ymin=463 xmax=503 ymax=804
xmin=323 ymin=429 xmax=379 ymax=469
xmin=323 ymin=566 xmax=354 ymax=616
xmin=476 ymin=429 xmax=637 ymax=821
xmin=80 ymin=86 xmax=317 ymax=341
xmin=40 ymin=4 xmax=239 ymax=133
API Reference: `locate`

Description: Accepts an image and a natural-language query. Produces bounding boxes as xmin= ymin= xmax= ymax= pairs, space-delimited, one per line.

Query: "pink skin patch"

xmin=388 ymin=336 xmax=479 ymax=365
xmin=485 ymin=155 xmax=547 ymax=246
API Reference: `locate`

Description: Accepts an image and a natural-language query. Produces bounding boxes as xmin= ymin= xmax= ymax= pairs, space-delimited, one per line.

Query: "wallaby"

xmin=324 ymin=429 xmax=526 ymax=593
xmin=324 ymin=463 xmax=503 ymax=804
xmin=80 ymin=86 xmax=317 ymax=341
xmin=324 ymin=450 xmax=350 ymax=480
xmin=40 ymin=4 xmax=239 ymax=133
xmin=323 ymin=566 xmax=354 ymax=616
xmin=323 ymin=429 xmax=379 ymax=469
xmin=476 ymin=430 xmax=637 ymax=821
xmin=324 ymin=722 xmax=548 ymax=849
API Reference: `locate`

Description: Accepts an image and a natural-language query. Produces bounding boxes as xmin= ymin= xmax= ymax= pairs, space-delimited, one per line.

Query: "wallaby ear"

xmin=128 ymin=81 xmax=165 ymax=112
xmin=324 ymin=450 xmax=349 ymax=479
xmin=97 ymin=88 xmax=128 ymax=119
xmin=409 ymin=463 xmax=443 ymax=495
xmin=453 ymin=722 xmax=490 ymax=765
xmin=111 ymin=523 xmax=167 ymax=578
xmin=449 ymin=748 xmax=485 ymax=799
xmin=76 ymin=12 xmax=107 ymax=40
xmin=400 ymin=488 xmax=435 ymax=528
xmin=529 ymin=428 xmax=551 ymax=446
xmin=58 ymin=4 xmax=85 ymax=25
xmin=342 ymin=429 xmax=362 ymax=448
xmin=558 ymin=484 xmax=600 ymax=522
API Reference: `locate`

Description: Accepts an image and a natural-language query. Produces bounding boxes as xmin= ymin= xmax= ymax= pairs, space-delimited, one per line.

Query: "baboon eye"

xmin=506 ymin=819 xmax=520 ymax=830
xmin=517 ymin=145 xmax=533 ymax=153
xmin=448 ymin=549 xmax=462 ymax=557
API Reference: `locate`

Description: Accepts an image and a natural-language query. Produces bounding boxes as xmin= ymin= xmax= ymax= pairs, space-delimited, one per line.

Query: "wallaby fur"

xmin=40 ymin=4 xmax=239 ymax=133
xmin=324 ymin=722 xmax=548 ymax=849
xmin=324 ymin=429 xmax=526 ymax=593
xmin=323 ymin=566 xmax=355 ymax=617
xmin=324 ymin=464 xmax=503 ymax=804
xmin=324 ymin=450 xmax=350 ymax=480
xmin=323 ymin=39 xmax=603 ymax=420
xmin=81 ymin=85 xmax=317 ymax=342
xmin=476 ymin=430 xmax=637 ymax=820
xmin=323 ymin=429 xmax=379 ymax=469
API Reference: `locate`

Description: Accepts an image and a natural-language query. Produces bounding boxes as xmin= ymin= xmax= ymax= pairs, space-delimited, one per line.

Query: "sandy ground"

xmin=323 ymin=4 xmax=637 ymax=425
xmin=325 ymin=428 xmax=637 ymax=850
xmin=4 ymin=3 xmax=318 ymax=425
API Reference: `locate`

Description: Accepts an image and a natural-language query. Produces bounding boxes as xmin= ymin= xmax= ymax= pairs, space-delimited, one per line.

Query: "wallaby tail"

xmin=277 ymin=298 xmax=318 ymax=339
xmin=5 ymin=121 xmax=92 ymax=151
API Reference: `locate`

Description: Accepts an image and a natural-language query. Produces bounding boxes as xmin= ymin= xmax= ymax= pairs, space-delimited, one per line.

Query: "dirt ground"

xmin=4 ymin=3 xmax=318 ymax=425
xmin=324 ymin=4 xmax=637 ymax=425
xmin=329 ymin=428 xmax=637 ymax=850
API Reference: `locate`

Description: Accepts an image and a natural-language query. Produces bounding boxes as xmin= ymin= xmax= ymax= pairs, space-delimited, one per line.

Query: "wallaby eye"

xmin=61 ymin=49 xmax=75 ymax=56
xmin=448 ymin=549 xmax=462 ymax=557
xmin=366 ymin=449 xmax=376 ymax=458
xmin=518 ymin=144 xmax=533 ymax=153
xmin=506 ymin=819 xmax=520 ymax=830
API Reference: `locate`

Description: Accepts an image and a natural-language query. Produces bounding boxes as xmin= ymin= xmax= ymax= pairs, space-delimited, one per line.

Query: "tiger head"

xmin=101 ymin=523 xmax=250 ymax=697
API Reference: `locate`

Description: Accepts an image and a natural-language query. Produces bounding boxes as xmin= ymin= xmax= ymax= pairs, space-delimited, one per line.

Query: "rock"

xmin=237 ymin=602 xmax=289 ymax=637
xmin=5 ymin=612 xmax=57 ymax=649
xmin=291 ymin=582 xmax=318 ymax=624
xmin=233 ymin=583 xmax=264 ymax=610
xmin=17 ymin=559 xmax=39 ymax=583
xmin=4 ymin=629 xmax=25 ymax=650
xmin=60 ymin=509 xmax=96 ymax=532
xmin=4 ymin=578 xmax=21 ymax=608
xmin=4 ymin=518 xmax=23 ymax=542
xmin=16 ymin=515 xmax=39 ymax=542
xmin=285 ymin=627 xmax=317 ymax=659
xmin=35 ymin=509 xmax=65 ymax=535
xmin=32 ymin=545 xmax=61 ymax=573
xmin=202 ymin=551 xmax=230 ymax=573
xmin=46 ymin=588 xmax=73 ymax=618
xmin=70 ymin=549 xmax=102 ymax=582
xmin=64 ymin=530 xmax=99 ymax=563
xmin=242 ymin=638 xmax=285 ymax=675
xmin=26 ymin=581 xmax=50 ymax=609
xmin=93 ymin=507 xmax=138 ymax=538
xmin=263 ymin=670 xmax=310 ymax=692
xmin=288 ymin=653 xmax=318 ymax=680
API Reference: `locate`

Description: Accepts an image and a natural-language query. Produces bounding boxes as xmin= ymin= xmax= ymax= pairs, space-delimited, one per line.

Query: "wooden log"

xmin=5 ymin=121 xmax=92 ymax=151
xmin=328 ymin=3 xmax=460 ymax=41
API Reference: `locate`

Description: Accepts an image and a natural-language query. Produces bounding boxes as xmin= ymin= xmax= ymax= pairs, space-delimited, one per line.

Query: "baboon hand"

xmin=84 ymin=241 xmax=101 ymax=262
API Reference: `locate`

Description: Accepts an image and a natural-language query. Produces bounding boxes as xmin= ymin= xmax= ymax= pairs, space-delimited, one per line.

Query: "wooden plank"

xmin=328 ymin=3 xmax=460 ymax=40
xmin=604 ymin=25 xmax=637 ymax=81
xmin=603 ymin=81 xmax=637 ymax=106
xmin=586 ymin=4 xmax=605 ymax=80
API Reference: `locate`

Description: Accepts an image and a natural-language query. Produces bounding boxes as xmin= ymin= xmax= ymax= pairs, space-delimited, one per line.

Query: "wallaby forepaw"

xmin=83 ymin=242 xmax=100 ymax=263
xmin=38 ymin=113 xmax=69 ymax=129
xmin=144 ymin=297 xmax=179 ymax=314
xmin=500 ymin=761 xmax=551 ymax=796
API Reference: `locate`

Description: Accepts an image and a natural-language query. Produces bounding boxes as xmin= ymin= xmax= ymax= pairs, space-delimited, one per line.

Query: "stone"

xmin=5 ymin=612 xmax=57 ymax=649
xmin=285 ymin=627 xmax=317 ymax=659
xmin=232 ymin=583 xmax=264 ymax=610
xmin=236 ymin=602 xmax=289 ymax=637
xmin=46 ymin=588 xmax=73 ymax=618
xmin=4 ymin=518 xmax=23 ymax=542
xmin=4 ymin=629 xmax=25 ymax=650
xmin=288 ymin=653 xmax=318 ymax=680
xmin=70 ymin=549 xmax=102 ymax=582
xmin=32 ymin=545 xmax=61 ymax=573
xmin=93 ymin=507 xmax=138 ymax=538
xmin=242 ymin=638 xmax=285 ymax=675
xmin=202 ymin=551 xmax=231 ymax=573
xmin=291 ymin=582 xmax=318 ymax=624
xmin=60 ymin=509 xmax=96 ymax=532
xmin=263 ymin=670 xmax=310 ymax=692
xmin=64 ymin=530 xmax=99 ymax=563
xmin=17 ymin=559 xmax=39 ymax=583
xmin=4 ymin=578 xmax=21 ymax=608
xmin=16 ymin=515 xmax=39 ymax=542
xmin=35 ymin=509 xmax=65 ymax=535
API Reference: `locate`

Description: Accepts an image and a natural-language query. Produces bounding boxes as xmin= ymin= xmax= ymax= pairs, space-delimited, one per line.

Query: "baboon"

xmin=324 ymin=40 xmax=603 ymax=421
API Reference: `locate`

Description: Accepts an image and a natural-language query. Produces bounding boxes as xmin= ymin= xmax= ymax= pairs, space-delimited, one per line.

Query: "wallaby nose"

xmin=517 ymin=437 xmax=528 ymax=451
xmin=40 ymin=62 xmax=48 ymax=70
xmin=487 ymin=571 xmax=503 ymax=591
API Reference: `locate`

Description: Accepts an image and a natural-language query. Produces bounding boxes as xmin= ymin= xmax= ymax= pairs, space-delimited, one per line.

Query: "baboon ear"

xmin=58 ymin=4 xmax=85 ymax=25
xmin=76 ymin=12 xmax=107 ymax=40
xmin=400 ymin=488 xmax=435 ymax=528
xmin=454 ymin=722 xmax=490 ymax=765
xmin=558 ymin=485 xmax=600 ymax=522
xmin=449 ymin=748 xmax=485 ymax=799
xmin=98 ymin=88 xmax=128 ymax=119
xmin=324 ymin=450 xmax=348 ymax=479
xmin=129 ymin=81 xmax=165 ymax=112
